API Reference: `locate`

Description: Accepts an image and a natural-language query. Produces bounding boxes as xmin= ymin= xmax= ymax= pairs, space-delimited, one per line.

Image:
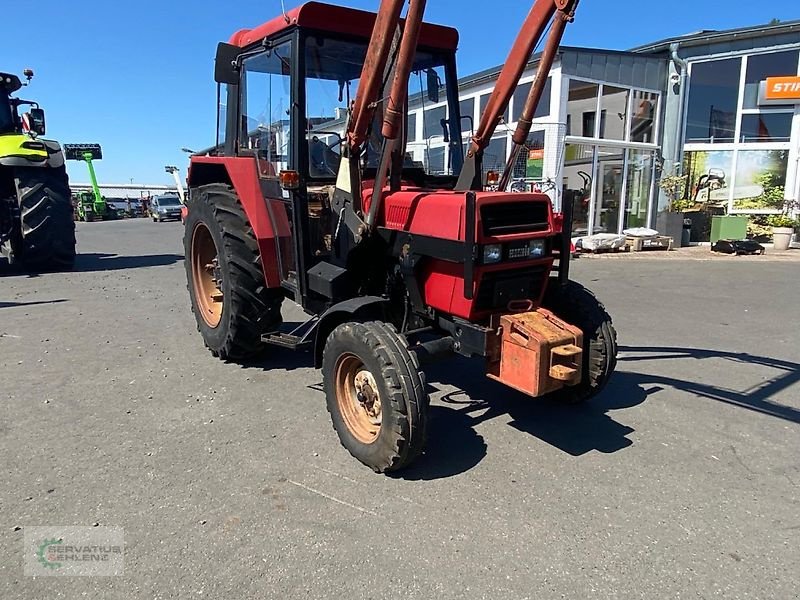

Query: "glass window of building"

xmin=479 ymin=94 xmax=509 ymax=125
xmin=685 ymin=58 xmax=741 ymax=143
xmin=630 ymin=90 xmax=657 ymax=143
xmin=511 ymin=130 xmax=545 ymax=179
xmin=511 ymin=77 xmax=551 ymax=123
xmin=594 ymin=146 xmax=625 ymax=233
xmin=682 ymin=150 xmax=734 ymax=205
xmin=732 ymin=149 xmax=789 ymax=211
xmin=624 ymin=150 xmax=655 ymax=229
xmin=422 ymin=104 xmax=447 ymax=140
xmin=743 ymin=50 xmax=799 ymax=109
xmin=483 ymin=136 xmax=508 ymax=174
xmin=582 ymin=112 xmax=596 ymax=137
xmin=599 ymin=85 xmax=629 ymax=140
xmin=407 ymin=112 xmax=417 ymax=142
xmin=740 ymin=112 xmax=793 ymax=143
xmin=424 ymin=146 xmax=446 ymax=175
xmin=459 ymin=97 xmax=475 ymax=134
xmin=562 ymin=143 xmax=594 ymax=234
xmin=567 ymin=79 xmax=600 ymax=137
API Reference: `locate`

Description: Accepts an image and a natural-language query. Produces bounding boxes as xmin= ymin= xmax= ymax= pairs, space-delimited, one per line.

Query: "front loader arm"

xmin=333 ymin=0 xmax=427 ymax=243
xmin=455 ymin=0 xmax=580 ymax=191
xmin=345 ymin=0 xmax=407 ymax=154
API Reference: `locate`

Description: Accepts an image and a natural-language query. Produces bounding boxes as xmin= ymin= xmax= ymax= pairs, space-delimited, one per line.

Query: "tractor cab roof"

xmin=229 ymin=1 xmax=459 ymax=51
xmin=0 ymin=73 xmax=22 ymax=94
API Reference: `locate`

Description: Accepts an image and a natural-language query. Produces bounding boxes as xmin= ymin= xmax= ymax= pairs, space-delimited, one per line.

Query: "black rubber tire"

xmin=542 ymin=280 xmax=617 ymax=404
xmin=15 ymin=166 xmax=76 ymax=271
xmin=322 ymin=321 xmax=428 ymax=473
xmin=183 ymin=183 xmax=283 ymax=360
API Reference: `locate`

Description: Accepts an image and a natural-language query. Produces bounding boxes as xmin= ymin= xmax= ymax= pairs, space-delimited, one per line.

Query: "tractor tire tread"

xmin=543 ymin=280 xmax=617 ymax=404
xmin=323 ymin=321 xmax=428 ymax=473
xmin=14 ymin=166 xmax=75 ymax=271
xmin=184 ymin=183 xmax=282 ymax=360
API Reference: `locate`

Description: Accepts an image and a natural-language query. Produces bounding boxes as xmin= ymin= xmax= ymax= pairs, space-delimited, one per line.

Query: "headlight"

xmin=528 ymin=239 xmax=546 ymax=258
xmin=482 ymin=244 xmax=502 ymax=264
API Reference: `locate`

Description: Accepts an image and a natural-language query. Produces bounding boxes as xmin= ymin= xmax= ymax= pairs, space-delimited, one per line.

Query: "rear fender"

xmin=313 ymin=296 xmax=389 ymax=368
xmin=189 ymin=156 xmax=289 ymax=288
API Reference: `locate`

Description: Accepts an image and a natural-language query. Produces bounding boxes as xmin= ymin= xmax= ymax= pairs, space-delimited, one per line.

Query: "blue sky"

xmin=2 ymin=0 xmax=797 ymax=185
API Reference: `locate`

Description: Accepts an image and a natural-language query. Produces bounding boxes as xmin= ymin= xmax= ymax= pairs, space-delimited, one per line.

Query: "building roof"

xmin=70 ymin=183 xmax=178 ymax=198
xmin=454 ymin=46 xmax=667 ymax=91
xmin=630 ymin=19 xmax=800 ymax=53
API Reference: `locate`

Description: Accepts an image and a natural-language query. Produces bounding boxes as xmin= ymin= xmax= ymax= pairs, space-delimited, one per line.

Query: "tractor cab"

xmin=0 ymin=75 xmax=20 ymax=134
xmin=191 ymin=3 xmax=467 ymax=309
xmin=0 ymin=71 xmax=46 ymax=138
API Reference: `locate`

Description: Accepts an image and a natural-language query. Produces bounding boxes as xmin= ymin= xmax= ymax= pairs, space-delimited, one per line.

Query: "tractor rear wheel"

xmin=183 ymin=184 xmax=283 ymax=360
xmin=542 ymin=280 xmax=617 ymax=404
xmin=322 ymin=321 xmax=428 ymax=473
xmin=15 ymin=166 xmax=75 ymax=271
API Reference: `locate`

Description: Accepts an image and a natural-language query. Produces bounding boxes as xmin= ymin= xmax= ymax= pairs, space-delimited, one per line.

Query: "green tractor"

xmin=64 ymin=144 xmax=114 ymax=221
xmin=0 ymin=69 xmax=75 ymax=270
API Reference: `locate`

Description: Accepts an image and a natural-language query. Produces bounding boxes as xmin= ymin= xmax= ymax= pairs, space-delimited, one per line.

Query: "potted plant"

xmin=766 ymin=213 xmax=798 ymax=251
xmin=656 ymin=173 xmax=689 ymax=247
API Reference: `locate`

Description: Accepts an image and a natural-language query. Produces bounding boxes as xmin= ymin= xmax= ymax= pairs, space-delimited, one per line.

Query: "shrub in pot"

xmin=767 ymin=214 xmax=798 ymax=251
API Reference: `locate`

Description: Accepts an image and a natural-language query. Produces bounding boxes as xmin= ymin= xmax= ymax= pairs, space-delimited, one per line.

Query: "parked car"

xmin=150 ymin=194 xmax=183 ymax=222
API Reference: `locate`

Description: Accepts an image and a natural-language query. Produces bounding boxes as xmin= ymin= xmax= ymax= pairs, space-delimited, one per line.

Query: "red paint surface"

xmin=189 ymin=156 xmax=287 ymax=288
xmin=376 ymin=188 xmax=555 ymax=319
xmin=229 ymin=1 xmax=458 ymax=50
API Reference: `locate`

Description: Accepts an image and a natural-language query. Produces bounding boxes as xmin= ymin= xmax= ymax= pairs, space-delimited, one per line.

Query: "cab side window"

xmin=240 ymin=41 xmax=293 ymax=178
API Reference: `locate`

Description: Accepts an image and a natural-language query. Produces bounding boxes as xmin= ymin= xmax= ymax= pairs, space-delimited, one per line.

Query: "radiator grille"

xmin=475 ymin=266 xmax=548 ymax=311
xmin=481 ymin=201 xmax=549 ymax=237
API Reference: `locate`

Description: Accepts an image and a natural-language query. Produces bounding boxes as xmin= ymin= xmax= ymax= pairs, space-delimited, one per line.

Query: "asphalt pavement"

xmin=1 ymin=219 xmax=798 ymax=599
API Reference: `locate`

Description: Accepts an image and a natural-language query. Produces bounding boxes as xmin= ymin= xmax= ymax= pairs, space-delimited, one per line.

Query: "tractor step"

xmin=261 ymin=314 xmax=320 ymax=350
xmin=262 ymin=332 xmax=313 ymax=350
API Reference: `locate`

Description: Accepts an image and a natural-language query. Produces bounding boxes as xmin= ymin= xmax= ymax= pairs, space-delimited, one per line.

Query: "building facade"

xmin=404 ymin=19 xmax=800 ymax=237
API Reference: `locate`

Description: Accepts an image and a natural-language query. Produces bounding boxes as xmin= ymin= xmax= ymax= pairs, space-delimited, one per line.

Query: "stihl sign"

xmin=759 ymin=76 xmax=800 ymax=105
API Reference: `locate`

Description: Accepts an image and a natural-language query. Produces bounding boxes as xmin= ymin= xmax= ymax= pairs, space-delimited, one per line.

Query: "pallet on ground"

xmin=578 ymin=245 xmax=628 ymax=254
xmin=625 ymin=235 xmax=673 ymax=252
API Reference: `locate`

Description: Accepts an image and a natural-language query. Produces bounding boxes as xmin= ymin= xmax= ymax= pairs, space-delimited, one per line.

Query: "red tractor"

xmin=184 ymin=0 xmax=617 ymax=472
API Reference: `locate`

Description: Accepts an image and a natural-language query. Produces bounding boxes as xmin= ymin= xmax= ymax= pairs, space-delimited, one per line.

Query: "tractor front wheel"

xmin=183 ymin=184 xmax=283 ymax=360
xmin=15 ymin=166 xmax=76 ymax=271
xmin=322 ymin=321 xmax=428 ymax=473
xmin=542 ymin=280 xmax=617 ymax=404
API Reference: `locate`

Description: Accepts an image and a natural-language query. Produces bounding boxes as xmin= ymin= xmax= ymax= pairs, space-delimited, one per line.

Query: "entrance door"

xmin=623 ymin=149 xmax=655 ymax=230
xmin=562 ymin=143 xmax=594 ymax=235
xmin=591 ymin=146 xmax=624 ymax=234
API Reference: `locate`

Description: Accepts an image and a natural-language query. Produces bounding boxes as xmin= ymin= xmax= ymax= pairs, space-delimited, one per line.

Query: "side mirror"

xmin=215 ymin=42 xmax=241 ymax=85
xmin=426 ymin=69 xmax=440 ymax=104
xmin=25 ymin=108 xmax=46 ymax=136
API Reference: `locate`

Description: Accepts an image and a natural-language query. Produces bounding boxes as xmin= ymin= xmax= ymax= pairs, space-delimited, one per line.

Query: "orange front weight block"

xmin=486 ymin=308 xmax=583 ymax=397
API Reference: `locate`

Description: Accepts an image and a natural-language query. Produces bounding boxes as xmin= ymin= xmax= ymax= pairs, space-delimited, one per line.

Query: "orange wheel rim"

xmin=191 ymin=223 xmax=223 ymax=328
xmin=334 ymin=353 xmax=382 ymax=444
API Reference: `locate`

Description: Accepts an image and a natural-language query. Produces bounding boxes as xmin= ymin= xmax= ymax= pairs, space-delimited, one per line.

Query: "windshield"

xmin=0 ymin=93 xmax=14 ymax=134
xmin=304 ymin=35 xmax=461 ymax=180
xmin=158 ymin=197 xmax=181 ymax=206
